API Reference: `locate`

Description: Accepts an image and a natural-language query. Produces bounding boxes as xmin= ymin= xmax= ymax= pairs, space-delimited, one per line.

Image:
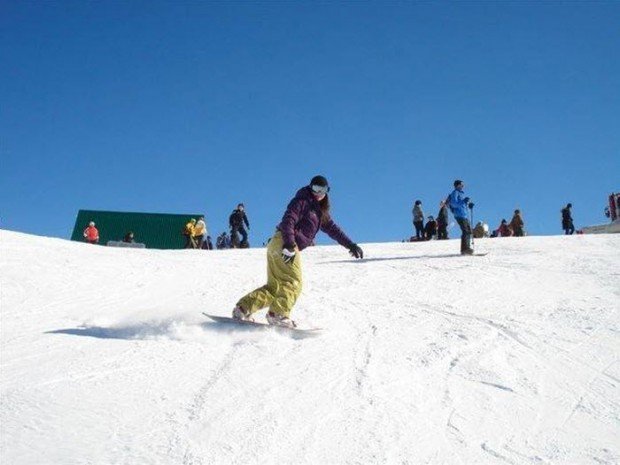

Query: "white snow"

xmin=1 ymin=229 xmax=619 ymax=465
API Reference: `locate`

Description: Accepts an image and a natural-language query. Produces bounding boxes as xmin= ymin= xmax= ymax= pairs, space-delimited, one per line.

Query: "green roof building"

xmin=71 ymin=210 xmax=204 ymax=249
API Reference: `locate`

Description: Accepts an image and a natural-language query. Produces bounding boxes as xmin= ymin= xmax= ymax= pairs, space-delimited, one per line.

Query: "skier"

xmin=412 ymin=200 xmax=424 ymax=240
xmin=231 ymin=175 xmax=364 ymax=328
xmin=448 ymin=180 xmax=474 ymax=255
xmin=510 ymin=209 xmax=525 ymax=237
xmin=83 ymin=221 xmax=99 ymax=245
xmin=561 ymin=203 xmax=575 ymax=235
xmin=437 ymin=200 xmax=449 ymax=240
xmin=229 ymin=203 xmax=250 ymax=248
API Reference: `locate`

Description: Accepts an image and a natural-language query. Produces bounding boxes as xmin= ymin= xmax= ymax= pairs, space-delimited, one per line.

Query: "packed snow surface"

xmin=1 ymin=230 xmax=619 ymax=465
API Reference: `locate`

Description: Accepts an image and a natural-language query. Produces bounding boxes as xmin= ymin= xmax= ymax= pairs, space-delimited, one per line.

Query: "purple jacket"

xmin=277 ymin=187 xmax=353 ymax=251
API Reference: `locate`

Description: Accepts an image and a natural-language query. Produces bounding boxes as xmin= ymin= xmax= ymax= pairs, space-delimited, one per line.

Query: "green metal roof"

xmin=71 ymin=210 xmax=204 ymax=250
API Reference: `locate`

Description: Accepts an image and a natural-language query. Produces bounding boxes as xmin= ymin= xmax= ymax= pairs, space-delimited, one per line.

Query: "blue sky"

xmin=2 ymin=1 xmax=619 ymax=245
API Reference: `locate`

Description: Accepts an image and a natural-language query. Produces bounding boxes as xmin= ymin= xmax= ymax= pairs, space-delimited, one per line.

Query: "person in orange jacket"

xmin=83 ymin=221 xmax=99 ymax=244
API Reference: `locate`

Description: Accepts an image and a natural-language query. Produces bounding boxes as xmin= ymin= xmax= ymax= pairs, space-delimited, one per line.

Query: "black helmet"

xmin=454 ymin=179 xmax=463 ymax=188
xmin=310 ymin=175 xmax=329 ymax=187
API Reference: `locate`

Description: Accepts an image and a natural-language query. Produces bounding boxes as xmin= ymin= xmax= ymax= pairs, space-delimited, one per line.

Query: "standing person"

xmin=229 ymin=203 xmax=250 ymax=248
xmin=412 ymin=200 xmax=425 ymax=240
xmin=448 ymin=179 xmax=474 ymax=255
xmin=424 ymin=216 xmax=437 ymax=240
xmin=123 ymin=231 xmax=135 ymax=243
xmin=437 ymin=200 xmax=449 ymax=240
xmin=232 ymin=175 xmax=364 ymax=328
xmin=194 ymin=216 xmax=207 ymax=249
xmin=510 ymin=209 xmax=525 ymax=237
xmin=561 ymin=203 xmax=575 ymax=235
xmin=183 ymin=218 xmax=197 ymax=249
xmin=83 ymin=221 xmax=99 ymax=244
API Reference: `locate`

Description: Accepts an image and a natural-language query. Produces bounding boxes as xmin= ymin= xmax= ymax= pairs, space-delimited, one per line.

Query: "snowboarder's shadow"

xmin=46 ymin=325 xmax=149 ymax=340
xmin=46 ymin=319 xmax=192 ymax=340
xmin=318 ymin=254 xmax=462 ymax=264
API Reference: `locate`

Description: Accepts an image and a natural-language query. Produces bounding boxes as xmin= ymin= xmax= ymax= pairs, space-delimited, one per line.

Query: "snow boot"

xmin=266 ymin=311 xmax=296 ymax=328
xmin=232 ymin=306 xmax=254 ymax=322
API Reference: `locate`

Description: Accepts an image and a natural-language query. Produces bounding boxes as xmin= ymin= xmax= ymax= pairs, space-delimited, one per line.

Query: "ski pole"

xmin=469 ymin=203 xmax=475 ymax=248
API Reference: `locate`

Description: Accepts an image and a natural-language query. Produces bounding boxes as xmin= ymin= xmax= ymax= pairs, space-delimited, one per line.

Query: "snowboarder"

xmin=83 ymin=221 xmax=99 ymax=244
xmin=510 ymin=210 xmax=525 ymax=237
xmin=561 ymin=203 xmax=575 ymax=235
xmin=412 ymin=200 xmax=424 ymax=240
xmin=232 ymin=175 xmax=364 ymax=328
xmin=229 ymin=203 xmax=250 ymax=248
xmin=437 ymin=200 xmax=449 ymax=240
xmin=448 ymin=180 xmax=474 ymax=255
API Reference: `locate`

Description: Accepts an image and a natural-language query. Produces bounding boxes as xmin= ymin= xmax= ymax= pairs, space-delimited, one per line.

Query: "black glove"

xmin=468 ymin=202 xmax=475 ymax=209
xmin=348 ymin=243 xmax=364 ymax=259
xmin=282 ymin=247 xmax=296 ymax=264
xmin=463 ymin=197 xmax=470 ymax=203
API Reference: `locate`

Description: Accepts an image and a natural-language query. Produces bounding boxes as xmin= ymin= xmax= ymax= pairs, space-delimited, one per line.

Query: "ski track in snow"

xmin=1 ymin=230 xmax=619 ymax=464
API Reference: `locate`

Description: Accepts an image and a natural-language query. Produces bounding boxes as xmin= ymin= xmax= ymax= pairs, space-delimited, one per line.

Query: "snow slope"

xmin=1 ymin=230 xmax=619 ymax=465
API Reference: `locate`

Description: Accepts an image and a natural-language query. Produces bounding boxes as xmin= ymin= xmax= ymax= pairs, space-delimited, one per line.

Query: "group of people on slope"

xmin=82 ymin=222 xmax=138 ymax=245
xmin=183 ymin=216 xmax=210 ymax=249
xmin=184 ymin=204 xmax=251 ymax=250
xmin=411 ymin=200 xmax=450 ymax=241
xmin=493 ymin=210 xmax=526 ymax=237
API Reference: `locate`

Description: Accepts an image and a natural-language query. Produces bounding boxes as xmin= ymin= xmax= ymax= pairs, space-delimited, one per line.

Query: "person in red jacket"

xmin=83 ymin=221 xmax=99 ymax=244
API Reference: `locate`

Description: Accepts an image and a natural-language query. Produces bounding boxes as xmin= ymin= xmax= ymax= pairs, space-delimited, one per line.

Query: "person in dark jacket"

xmin=437 ymin=200 xmax=449 ymax=240
xmin=232 ymin=175 xmax=364 ymax=328
xmin=561 ymin=203 xmax=575 ymax=235
xmin=412 ymin=200 xmax=424 ymax=240
xmin=424 ymin=216 xmax=437 ymax=240
xmin=229 ymin=203 xmax=250 ymax=248
xmin=448 ymin=179 xmax=474 ymax=255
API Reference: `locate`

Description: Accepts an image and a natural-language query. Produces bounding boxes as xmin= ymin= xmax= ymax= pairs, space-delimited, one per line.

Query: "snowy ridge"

xmin=1 ymin=229 xmax=619 ymax=464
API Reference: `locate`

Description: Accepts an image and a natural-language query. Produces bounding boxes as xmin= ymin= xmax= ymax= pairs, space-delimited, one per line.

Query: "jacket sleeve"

xmin=321 ymin=218 xmax=353 ymax=248
xmin=279 ymin=196 xmax=306 ymax=249
xmin=243 ymin=213 xmax=249 ymax=228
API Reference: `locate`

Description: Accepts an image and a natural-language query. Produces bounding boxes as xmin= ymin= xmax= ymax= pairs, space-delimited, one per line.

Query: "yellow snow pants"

xmin=236 ymin=231 xmax=302 ymax=318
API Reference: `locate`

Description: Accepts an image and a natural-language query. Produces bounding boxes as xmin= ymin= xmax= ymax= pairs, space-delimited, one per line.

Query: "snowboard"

xmin=202 ymin=313 xmax=323 ymax=338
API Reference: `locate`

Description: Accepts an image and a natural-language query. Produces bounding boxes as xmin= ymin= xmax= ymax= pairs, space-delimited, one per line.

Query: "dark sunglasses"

xmin=311 ymin=184 xmax=330 ymax=195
